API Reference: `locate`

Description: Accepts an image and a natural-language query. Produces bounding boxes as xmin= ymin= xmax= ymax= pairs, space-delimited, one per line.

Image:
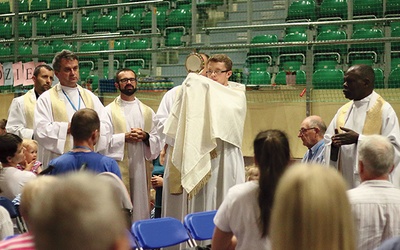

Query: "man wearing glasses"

xmin=298 ymin=115 xmax=327 ymax=164
xmin=104 ymin=68 xmax=161 ymax=222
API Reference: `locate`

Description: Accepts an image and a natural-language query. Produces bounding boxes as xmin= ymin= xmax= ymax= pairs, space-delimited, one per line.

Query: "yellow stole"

xmin=23 ymin=89 xmax=36 ymax=129
xmin=109 ymin=96 xmax=153 ymax=195
xmin=49 ymin=84 xmax=94 ymax=153
xmin=336 ymin=94 xmax=384 ymax=135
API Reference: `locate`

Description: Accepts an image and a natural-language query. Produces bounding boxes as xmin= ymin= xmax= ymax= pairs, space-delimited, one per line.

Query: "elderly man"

xmin=347 ymin=135 xmax=400 ymax=250
xmin=298 ymin=115 xmax=326 ymax=163
xmin=324 ymin=64 xmax=400 ymax=188
xmin=7 ymin=65 xmax=54 ymax=139
xmin=34 ymin=50 xmax=112 ymax=169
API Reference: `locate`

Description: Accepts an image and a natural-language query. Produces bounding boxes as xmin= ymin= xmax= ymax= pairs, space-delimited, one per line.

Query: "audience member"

xmin=0 ymin=176 xmax=57 ymax=249
xmin=347 ymin=135 xmax=400 ymax=250
xmin=212 ymin=130 xmax=291 ymax=250
xmin=30 ymin=172 xmax=130 ymax=250
xmin=17 ymin=139 xmax=42 ymax=174
xmin=151 ymin=156 xmax=164 ymax=218
xmin=46 ymin=108 xmax=121 ymax=178
xmin=324 ymin=64 xmax=400 ymax=188
xmin=245 ymin=165 xmax=259 ymax=181
xmin=0 ymin=206 xmax=13 ymax=240
xmin=104 ymin=68 xmax=161 ymax=221
xmin=270 ymin=163 xmax=356 ymax=250
xmin=0 ymin=119 xmax=7 ymax=135
xmin=0 ymin=134 xmax=36 ymax=200
xmin=162 ymin=54 xmax=247 ymax=226
xmin=34 ymin=50 xmax=112 ymax=169
xmin=298 ymin=115 xmax=326 ymax=163
xmin=7 ymin=65 xmax=53 ymax=139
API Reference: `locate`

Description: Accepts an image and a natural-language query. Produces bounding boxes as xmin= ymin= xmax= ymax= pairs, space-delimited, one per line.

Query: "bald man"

xmin=325 ymin=64 xmax=400 ymax=188
xmin=298 ymin=115 xmax=327 ymax=164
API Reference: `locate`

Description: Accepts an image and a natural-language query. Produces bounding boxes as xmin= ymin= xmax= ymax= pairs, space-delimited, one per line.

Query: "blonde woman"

xmin=270 ymin=163 xmax=356 ymax=250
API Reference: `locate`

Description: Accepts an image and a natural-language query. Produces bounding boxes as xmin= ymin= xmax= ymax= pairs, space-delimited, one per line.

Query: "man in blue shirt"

xmin=46 ymin=108 xmax=121 ymax=178
xmin=298 ymin=115 xmax=327 ymax=164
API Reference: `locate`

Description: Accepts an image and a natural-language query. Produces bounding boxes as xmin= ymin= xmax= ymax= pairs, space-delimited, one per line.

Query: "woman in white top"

xmin=212 ymin=130 xmax=291 ymax=250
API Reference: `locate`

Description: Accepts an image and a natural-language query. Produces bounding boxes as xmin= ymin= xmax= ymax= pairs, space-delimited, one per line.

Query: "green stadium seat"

xmin=18 ymin=18 xmax=32 ymax=38
xmin=388 ymin=68 xmax=400 ymax=88
xmin=373 ymin=68 xmax=384 ymax=88
xmin=274 ymin=70 xmax=306 ymax=85
xmin=142 ymin=6 xmax=168 ymax=30
xmin=312 ymin=69 xmax=344 ymax=89
xmin=0 ymin=21 xmax=12 ymax=39
xmin=30 ymin=0 xmax=48 ymax=11
xmin=102 ymin=60 xmax=120 ymax=79
xmin=112 ymin=39 xmax=127 ymax=62
xmin=126 ymin=39 xmax=151 ymax=62
xmin=391 ymin=28 xmax=400 ymax=51
xmin=280 ymin=32 xmax=307 ymax=54
xmin=314 ymin=30 xmax=347 ymax=54
xmin=317 ymin=24 xmax=342 ymax=33
xmin=51 ymin=15 xmax=73 ymax=35
xmin=350 ymin=28 xmax=384 ymax=54
xmin=286 ymin=0 xmax=316 ymax=21
xmin=95 ymin=13 xmax=117 ymax=33
xmin=123 ymin=59 xmax=145 ymax=76
xmin=164 ymin=27 xmax=186 ymax=46
xmin=88 ymin=0 xmax=108 ymax=5
xmin=79 ymin=41 xmax=101 ymax=61
xmin=319 ymin=0 xmax=347 ymax=19
xmin=249 ymin=71 xmax=271 ymax=85
xmin=386 ymin=0 xmax=400 ymax=16
xmin=0 ymin=2 xmax=11 ymax=14
xmin=38 ymin=44 xmax=54 ymax=63
xmin=119 ymin=11 xmax=142 ymax=31
xmin=79 ymin=61 xmax=95 ymax=82
xmin=278 ymin=54 xmax=305 ymax=71
xmin=52 ymin=42 xmax=74 ymax=53
xmin=248 ymin=34 xmax=278 ymax=57
xmin=313 ymin=53 xmax=341 ymax=70
xmin=391 ymin=56 xmax=400 ymax=71
xmin=348 ymin=51 xmax=377 ymax=66
xmin=247 ymin=56 xmax=272 ymax=71
xmin=18 ymin=43 xmax=32 ymax=62
xmin=37 ymin=17 xmax=52 ymax=37
xmin=18 ymin=0 xmax=29 ymax=12
xmin=353 ymin=0 xmax=383 ymax=17
xmin=0 ymin=46 xmax=11 ymax=63
xmin=167 ymin=4 xmax=192 ymax=28
xmin=49 ymin=0 xmax=68 ymax=9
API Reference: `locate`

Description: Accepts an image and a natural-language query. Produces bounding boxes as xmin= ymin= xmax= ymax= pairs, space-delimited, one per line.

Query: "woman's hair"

xmin=253 ymin=129 xmax=291 ymax=237
xmin=270 ymin=163 xmax=356 ymax=250
xmin=0 ymin=133 xmax=23 ymax=164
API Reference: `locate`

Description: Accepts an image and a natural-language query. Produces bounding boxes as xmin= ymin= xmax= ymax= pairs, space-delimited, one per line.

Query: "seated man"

xmin=30 ymin=172 xmax=130 ymax=250
xmin=46 ymin=108 xmax=121 ymax=178
xmin=347 ymin=134 xmax=400 ymax=250
xmin=298 ymin=115 xmax=326 ymax=164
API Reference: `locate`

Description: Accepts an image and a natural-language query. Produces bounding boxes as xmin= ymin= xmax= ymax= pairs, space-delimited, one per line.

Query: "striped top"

xmin=0 ymin=232 xmax=35 ymax=250
xmin=347 ymin=180 xmax=400 ymax=250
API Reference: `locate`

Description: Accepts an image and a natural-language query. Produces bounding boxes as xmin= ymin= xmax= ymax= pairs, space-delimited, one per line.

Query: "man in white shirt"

xmin=34 ymin=50 xmax=112 ymax=169
xmin=347 ymin=134 xmax=400 ymax=250
xmin=324 ymin=64 xmax=400 ymax=188
xmin=7 ymin=65 xmax=54 ymax=139
xmin=298 ymin=115 xmax=326 ymax=164
xmin=104 ymin=68 xmax=161 ymax=222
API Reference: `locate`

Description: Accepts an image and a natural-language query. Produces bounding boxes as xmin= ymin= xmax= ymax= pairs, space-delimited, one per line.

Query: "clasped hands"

xmin=125 ymin=128 xmax=148 ymax=143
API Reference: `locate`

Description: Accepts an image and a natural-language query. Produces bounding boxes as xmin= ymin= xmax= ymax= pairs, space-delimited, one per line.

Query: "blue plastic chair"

xmin=131 ymin=217 xmax=194 ymax=250
xmin=184 ymin=210 xmax=217 ymax=246
xmin=0 ymin=197 xmax=27 ymax=233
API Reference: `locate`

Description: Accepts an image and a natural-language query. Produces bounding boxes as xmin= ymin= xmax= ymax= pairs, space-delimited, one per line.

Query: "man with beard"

xmin=34 ymin=50 xmax=113 ymax=169
xmin=325 ymin=64 xmax=400 ymax=188
xmin=104 ymin=68 xmax=161 ymax=222
xmin=7 ymin=65 xmax=54 ymax=139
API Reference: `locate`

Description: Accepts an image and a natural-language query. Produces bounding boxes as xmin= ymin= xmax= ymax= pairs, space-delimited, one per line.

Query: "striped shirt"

xmin=347 ymin=180 xmax=400 ymax=250
xmin=0 ymin=232 xmax=35 ymax=250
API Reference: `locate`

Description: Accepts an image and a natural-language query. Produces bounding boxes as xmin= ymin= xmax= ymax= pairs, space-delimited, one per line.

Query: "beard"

xmin=119 ymin=85 xmax=137 ymax=96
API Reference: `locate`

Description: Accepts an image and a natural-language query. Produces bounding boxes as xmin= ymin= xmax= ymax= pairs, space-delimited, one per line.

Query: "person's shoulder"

xmin=228 ymin=181 xmax=258 ymax=197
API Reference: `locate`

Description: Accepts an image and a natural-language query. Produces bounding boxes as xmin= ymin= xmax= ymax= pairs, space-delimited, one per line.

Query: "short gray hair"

xmin=358 ymin=135 xmax=394 ymax=176
xmin=52 ymin=49 xmax=78 ymax=72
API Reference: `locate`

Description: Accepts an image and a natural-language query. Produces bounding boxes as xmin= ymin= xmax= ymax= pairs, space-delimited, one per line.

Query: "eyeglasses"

xmin=206 ymin=70 xmax=229 ymax=76
xmin=119 ymin=78 xmax=137 ymax=84
xmin=299 ymin=127 xmax=316 ymax=134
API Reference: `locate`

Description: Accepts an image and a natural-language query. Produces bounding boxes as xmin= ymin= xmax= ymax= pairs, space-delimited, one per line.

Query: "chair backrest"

xmin=184 ymin=210 xmax=217 ymax=241
xmin=0 ymin=197 xmax=18 ymax=218
xmin=131 ymin=217 xmax=193 ymax=249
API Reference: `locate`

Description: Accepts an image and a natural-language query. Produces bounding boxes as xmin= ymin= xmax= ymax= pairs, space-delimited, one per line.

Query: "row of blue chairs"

xmin=131 ymin=210 xmax=217 ymax=249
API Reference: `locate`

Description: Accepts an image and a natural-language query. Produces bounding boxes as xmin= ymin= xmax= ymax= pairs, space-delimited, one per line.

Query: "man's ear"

xmin=358 ymin=160 xmax=364 ymax=175
xmin=389 ymin=164 xmax=395 ymax=174
xmin=114 ymin=82 xmax=119 ymax=90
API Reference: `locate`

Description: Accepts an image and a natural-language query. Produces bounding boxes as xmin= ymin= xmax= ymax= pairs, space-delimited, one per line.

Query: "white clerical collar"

xmin=353 ymin=92 xmax=373 ymax=107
